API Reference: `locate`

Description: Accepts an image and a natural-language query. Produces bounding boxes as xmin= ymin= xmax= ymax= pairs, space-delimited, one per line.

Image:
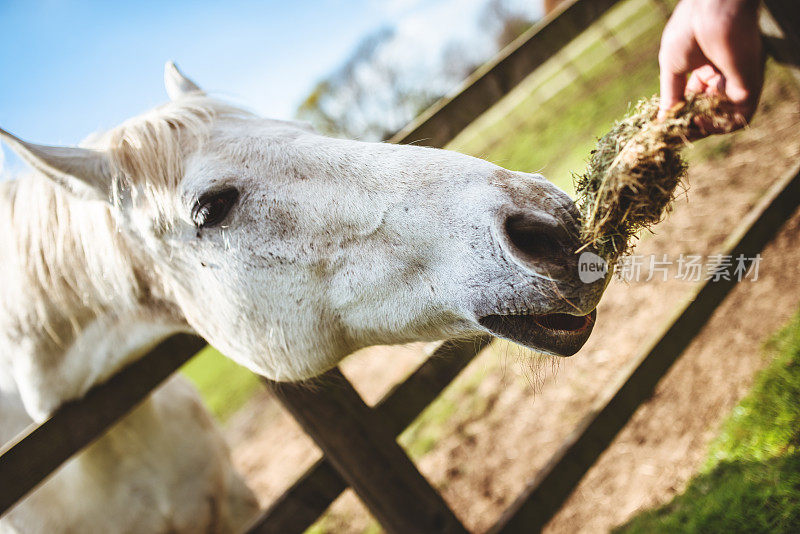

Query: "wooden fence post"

xmin=266 ymin=368 xmax=469 ymax=534
xmin=247 ymin=336 xmax=492 ymax=534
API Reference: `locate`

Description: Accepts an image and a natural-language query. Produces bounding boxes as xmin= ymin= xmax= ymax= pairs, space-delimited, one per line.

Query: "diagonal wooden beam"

xmin=266 ymin=367 xmax=469 ymax=534
xmin=247 ymin=336 xmax=492 ymax=534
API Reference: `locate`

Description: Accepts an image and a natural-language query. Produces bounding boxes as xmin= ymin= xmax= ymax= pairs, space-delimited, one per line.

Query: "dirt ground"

xmin=225 ymin=73 xmax=800 ymax=533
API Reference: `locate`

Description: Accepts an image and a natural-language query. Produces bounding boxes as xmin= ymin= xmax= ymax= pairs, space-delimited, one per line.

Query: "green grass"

xmin=616 ymin=310 xmax=800 ymax=533
xmin=180 ymin=346 xmax=263 ymax=421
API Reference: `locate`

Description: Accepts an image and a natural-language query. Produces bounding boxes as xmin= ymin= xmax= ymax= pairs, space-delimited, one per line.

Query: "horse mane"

xmin=1 ymin=96 xmax=250 ymax=345
xmin=2 ymin=174 xmax=140 ymax=346
xmin=94 ymin=96 xmax=252 ymax=225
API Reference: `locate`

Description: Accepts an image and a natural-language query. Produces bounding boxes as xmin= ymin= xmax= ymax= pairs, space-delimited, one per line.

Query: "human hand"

xmin=658 ymin=0 xmax=764 ymax=134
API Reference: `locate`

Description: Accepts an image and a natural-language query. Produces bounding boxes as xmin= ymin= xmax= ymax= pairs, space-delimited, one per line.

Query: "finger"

xmin=657 ymin=0 xmax=708 ymax=119
xmin=658 ymin=71 xmax=687 ymax=120
xmin=686 ymin=65 xmax=744 ymax=136
xmin=710 ymin=49 xmax=760 ymax=108
xmin=720 ymin=71 xmax=761 ymax=125
xmin=695 ymin=5 xmax=763 ymax=120
xmin=704 ymin=48 xmax=760 ymax=130
xmin=686 ymin=64 xmax=724 ymax=95
xmin=686 ymin=70 xmax=708 ymax=95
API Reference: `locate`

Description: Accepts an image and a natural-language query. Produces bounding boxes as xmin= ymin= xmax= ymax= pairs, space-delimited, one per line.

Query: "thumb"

xmin=658 ymin=70 xmax=687 ymax=120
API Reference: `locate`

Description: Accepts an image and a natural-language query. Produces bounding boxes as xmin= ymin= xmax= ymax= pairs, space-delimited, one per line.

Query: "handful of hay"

xmin=574 ymin=95 xmax=740 ymax=264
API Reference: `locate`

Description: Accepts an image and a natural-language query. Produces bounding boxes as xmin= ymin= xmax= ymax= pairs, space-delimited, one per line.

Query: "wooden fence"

xmin=2 ymin=0 xmax=799 ymax=532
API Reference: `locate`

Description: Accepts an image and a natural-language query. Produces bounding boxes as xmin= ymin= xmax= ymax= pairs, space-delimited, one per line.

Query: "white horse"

xmin=0 ymin=63 xmax=605 ymax=533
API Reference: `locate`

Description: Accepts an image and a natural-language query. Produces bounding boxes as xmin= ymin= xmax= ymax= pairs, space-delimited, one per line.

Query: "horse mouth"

xmin=478 ymin=309 xmax=596 ymax=356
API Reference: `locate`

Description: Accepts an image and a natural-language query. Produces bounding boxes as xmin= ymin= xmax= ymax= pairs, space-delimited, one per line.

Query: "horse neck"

xmin=0 ymin=174 xmax=186 ymax=420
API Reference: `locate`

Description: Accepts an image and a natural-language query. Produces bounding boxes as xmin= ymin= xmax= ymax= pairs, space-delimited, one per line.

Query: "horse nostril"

xmin=499 ymin=211 xmax=574 ymax=274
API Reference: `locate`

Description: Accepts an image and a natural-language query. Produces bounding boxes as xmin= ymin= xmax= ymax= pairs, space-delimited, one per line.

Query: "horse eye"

xmin=191 ymin=188 xmax=239 ymax=229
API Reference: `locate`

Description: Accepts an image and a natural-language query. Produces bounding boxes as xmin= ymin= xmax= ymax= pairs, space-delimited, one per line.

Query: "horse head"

xmin=0 ymin=63 xmax=608 ymax=382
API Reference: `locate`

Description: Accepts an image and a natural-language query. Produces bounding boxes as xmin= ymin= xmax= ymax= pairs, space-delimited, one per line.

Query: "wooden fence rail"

xmin=2 ymin=0 xmax=799 ymax=533
xmin=389 ymin=0 xmax=624 ymax=148
xmin=0 ymin=334 xmax=206 ymax=514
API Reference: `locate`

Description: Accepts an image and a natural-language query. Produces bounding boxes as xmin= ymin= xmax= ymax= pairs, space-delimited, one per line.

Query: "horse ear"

xmin=164 ymin=61 xmax=204 ymax=101
xmin=0 ymin=127 xmax=113 ymax=201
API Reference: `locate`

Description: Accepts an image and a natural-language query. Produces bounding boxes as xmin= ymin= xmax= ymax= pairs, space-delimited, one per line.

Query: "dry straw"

xmin=574 ymin=95 xmax=740 ymax=265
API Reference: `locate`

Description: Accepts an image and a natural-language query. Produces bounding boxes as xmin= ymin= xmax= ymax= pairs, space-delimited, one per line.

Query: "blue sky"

xmin=0 ymin=0 xmax=540 ymax=174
